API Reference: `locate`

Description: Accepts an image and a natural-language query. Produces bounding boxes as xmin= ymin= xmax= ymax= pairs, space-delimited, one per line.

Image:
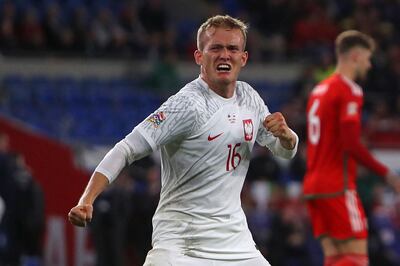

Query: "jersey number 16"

xmin=226 ymin=143 xmax=241 ymax=171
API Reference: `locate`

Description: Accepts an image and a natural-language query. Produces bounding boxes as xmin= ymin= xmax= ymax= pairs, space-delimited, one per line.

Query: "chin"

xmin=219 ymin=73 xmax=236 ymax=81
xmin=217 ymin=78 xmax=233 ymax=86
xmin=357 ymin=68 xmax=370 ymax=80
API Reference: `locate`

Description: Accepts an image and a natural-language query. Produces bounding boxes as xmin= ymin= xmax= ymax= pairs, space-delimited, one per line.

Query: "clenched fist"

xmin=264 ymin=112 xmax=297 ymax=150
xmin=68 ymin=204 xmax=93 ymax=227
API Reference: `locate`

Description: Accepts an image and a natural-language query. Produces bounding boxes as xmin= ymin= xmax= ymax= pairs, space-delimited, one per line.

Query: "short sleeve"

xmin=252 ymin=89 xmax=298 ymax=158
xmin=255 ymin=92 xmax=272 ymax=145
xmin=135 ymin=92 xmax=197 ymax=151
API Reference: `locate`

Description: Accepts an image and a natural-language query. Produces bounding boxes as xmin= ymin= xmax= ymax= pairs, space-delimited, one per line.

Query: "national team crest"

xmin=243 ymin=119 xmax=253 ymax=141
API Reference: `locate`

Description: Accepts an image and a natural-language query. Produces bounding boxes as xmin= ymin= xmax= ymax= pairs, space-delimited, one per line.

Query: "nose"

xmin=219 ymin=47 xmax=230 ymax=59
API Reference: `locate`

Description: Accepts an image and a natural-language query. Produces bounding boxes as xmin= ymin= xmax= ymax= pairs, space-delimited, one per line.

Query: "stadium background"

xmin=0 ymin=0 xmax=399 ymax=265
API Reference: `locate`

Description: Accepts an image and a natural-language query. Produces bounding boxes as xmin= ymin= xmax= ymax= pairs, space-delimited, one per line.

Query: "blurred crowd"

xmin=0 ymin=133 xmax=45 ymax=266
xmin=0 ymin=0 xmax=399 ymax=62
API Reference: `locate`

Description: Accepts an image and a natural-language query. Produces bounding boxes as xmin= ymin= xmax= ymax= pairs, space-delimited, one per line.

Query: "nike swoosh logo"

xmin=208 ymin=133 xmax=223 ymax=141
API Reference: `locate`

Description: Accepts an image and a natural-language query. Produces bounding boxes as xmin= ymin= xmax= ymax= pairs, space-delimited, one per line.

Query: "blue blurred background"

xmin=0 ymin=0 xmax=399 ymax=266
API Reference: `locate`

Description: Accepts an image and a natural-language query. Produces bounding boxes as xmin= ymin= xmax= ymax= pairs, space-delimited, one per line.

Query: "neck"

xmin=200 ymin=74 xmax=236 ymax=98
xmin=335 ymin=62 xmax=355 ymax=81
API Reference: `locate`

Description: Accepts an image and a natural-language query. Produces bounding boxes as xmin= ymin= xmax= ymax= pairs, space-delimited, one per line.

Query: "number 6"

xmin=308 ymin=100 xmax=320 ymax=145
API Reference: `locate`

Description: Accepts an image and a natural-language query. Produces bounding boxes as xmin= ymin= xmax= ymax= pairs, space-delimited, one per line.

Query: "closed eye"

xmin=208 ymin=45 xmax=241 ymax=52
xmin=227 ymin=45 xmax=240 ymax=52
xmin=209 ymin=45 xmax=223 ymax=51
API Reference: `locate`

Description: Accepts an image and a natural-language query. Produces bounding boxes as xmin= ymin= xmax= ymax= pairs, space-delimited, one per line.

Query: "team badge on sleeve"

xmin=347 ymin=102 xmax=358 ymax=116
xmin=147 ymin=111 xmax=166 ymax=128
xmin=243 ymin=119 xmax=253 ymax=141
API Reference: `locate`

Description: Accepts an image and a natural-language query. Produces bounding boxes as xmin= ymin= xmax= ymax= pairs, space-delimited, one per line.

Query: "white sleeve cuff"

xmin=273 ymin=130 xmax=299 ymax=159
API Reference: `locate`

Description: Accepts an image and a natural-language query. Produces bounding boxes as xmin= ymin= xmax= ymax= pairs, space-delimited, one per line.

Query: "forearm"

xmin=346 ymin=143 xmax=388 ymax=177
xmin=342 ymin=121 xmax=388 ymax=177
xmin=78 ymin=172 xmax=109 ymax=205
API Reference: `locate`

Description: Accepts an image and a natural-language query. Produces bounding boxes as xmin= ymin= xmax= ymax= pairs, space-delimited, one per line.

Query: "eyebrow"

xmin=209 ymin=44 xmax=241 ymax=50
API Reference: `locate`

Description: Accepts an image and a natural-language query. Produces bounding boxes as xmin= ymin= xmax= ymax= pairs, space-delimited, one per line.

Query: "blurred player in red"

xmin=303 ymin=30 xmax=400 ymax=266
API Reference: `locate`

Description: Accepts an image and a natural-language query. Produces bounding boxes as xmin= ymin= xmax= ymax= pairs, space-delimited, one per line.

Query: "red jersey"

xmin=303 ymin=73 xmax=388 ymax=197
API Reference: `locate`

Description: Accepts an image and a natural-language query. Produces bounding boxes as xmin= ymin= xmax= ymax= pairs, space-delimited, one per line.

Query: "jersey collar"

xmin=196 ymin=76 xmax=237 ymax=102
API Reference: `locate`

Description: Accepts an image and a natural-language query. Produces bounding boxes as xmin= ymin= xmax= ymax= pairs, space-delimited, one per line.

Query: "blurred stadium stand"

xmin=0 ymin=74 xmax=296 ymax=145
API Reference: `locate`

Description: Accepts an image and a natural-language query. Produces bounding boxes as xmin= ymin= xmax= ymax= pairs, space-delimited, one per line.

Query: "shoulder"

xmin=339 ymin=76 xmax=363 ymax=97
xmin=236 ymin=81 xmax=264 ymax=102
xmin=163 ymin=81 xmax=204 ymax=109
xmin=328 ymin=74 xmax=363 ymax=97
xmin=312 ymin=74 xmax=362 ymax=99
xmin=237 ymin=81 xmax=257 ymax=94
xmin=236 ymin=81 xmax=269 ymax=115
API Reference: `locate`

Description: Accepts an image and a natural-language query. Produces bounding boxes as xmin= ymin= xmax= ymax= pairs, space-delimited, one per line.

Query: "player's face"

xmin=194 ymin=27 xmax=248 ymax=93
xmin=354 ymin=48 xmax=372 ymax=80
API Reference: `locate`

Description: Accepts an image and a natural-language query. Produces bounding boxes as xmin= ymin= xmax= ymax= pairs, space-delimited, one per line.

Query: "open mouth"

xmin=216 ymin=63 xmax=231 ymax=72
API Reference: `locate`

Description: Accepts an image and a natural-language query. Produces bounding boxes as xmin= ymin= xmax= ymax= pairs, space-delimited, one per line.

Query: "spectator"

xmin=0 ymin=135 xmax=45 ymax=266
xmin=118 ymin=2 xmax=148 ymax=57
xmin=145 ymin=47 xmax=181 ymax=94
xmin=70 ymin=4 xmax=90 ymax=52
xmin=0 ymin=1 xmax=18 ymax=52
xmin=0 ymin=132 xmax=18 ymax=265
xmin=12 ymin=154 xmax=45 ymax=266
xmin=90 ymin=167 xmax=133 ymax=266
xmin=17 ymin=6 xmax=45 ymax=50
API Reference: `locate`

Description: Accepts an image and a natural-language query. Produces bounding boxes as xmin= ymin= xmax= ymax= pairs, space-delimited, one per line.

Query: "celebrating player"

xmin=69 ymin=15 xmax=298 ymax=266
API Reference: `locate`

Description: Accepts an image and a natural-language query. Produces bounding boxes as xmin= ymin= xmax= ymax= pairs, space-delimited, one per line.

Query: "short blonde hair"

xmin=196 ymin=15 xmax=248 ymax=51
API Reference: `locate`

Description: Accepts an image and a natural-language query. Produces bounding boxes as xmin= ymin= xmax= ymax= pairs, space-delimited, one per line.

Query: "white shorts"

xmin=143 ymin=248 xmax=271 ymax=266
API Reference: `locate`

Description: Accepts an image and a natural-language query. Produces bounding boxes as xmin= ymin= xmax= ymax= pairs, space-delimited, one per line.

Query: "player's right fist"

xmin=68 ymin=204 xmax=93 ymax=227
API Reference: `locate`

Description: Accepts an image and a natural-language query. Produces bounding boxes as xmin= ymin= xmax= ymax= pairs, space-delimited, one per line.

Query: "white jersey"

xmin=136 ymin=77 xmax=297 ymax=260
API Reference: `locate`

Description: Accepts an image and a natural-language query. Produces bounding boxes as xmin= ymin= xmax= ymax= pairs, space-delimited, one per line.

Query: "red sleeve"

xmin=341 ymin=120 xmax=389 ymax=178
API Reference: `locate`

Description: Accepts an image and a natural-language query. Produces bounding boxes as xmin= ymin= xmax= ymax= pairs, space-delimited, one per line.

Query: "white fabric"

xmin=95 ymin=129 xmax=152 ymax=183
xmin=269 ymin=128 xmax=299 ymax=159
xmin=134 ymin=77 xmax=298 ymax=260
xmin=143 ymin=248 xmax=271 ymax=266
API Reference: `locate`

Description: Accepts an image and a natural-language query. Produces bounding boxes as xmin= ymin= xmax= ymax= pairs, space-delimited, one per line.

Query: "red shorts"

xmin=306 ymin=190 xmax=368 ymax=240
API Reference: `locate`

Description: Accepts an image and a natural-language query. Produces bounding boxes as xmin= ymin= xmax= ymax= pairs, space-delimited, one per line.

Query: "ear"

xmin=194 ymin=50 xmax=202 ymax=65
xmin=241 ymin=51 xmax=249 ymax=67
xmin=349 ymin=49 xmax=361 ymax=63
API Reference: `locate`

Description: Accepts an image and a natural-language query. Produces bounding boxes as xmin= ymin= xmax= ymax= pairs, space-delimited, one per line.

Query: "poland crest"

xmin=243 ymin=119 xmax=253 ymax=141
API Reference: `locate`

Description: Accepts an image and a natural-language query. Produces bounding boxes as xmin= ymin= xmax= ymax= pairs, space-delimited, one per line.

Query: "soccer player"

xmin=68 ymin=15 xmax=298 ymax=266
xmin=303 ymin=30 xmax=400 ymax=266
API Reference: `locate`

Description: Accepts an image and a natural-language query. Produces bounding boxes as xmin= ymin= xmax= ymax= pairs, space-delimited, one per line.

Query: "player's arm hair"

xmin=77 ymin=172 xmax=109 ymax=206
xmin=341 ymin=120 xmax=388 ymax=177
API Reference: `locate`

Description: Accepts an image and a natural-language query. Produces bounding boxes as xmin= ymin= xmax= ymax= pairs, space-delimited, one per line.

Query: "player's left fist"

xmin=264 ymin=112 xmax=296 ymax=149
xmin=264 ymin=112 xmax=290 ymax=137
